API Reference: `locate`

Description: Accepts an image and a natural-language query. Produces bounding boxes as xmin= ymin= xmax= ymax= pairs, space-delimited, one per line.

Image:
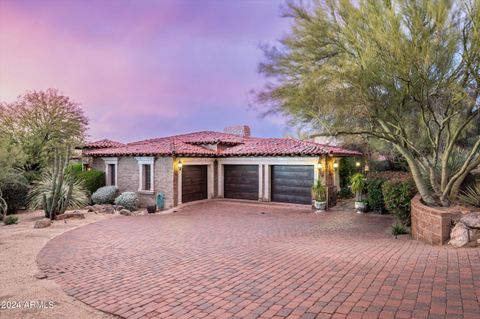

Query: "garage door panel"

xmin=271 ymin=165 xmax=314 ymax=204
xmin=182 ymin=165 xmax=207 ymax=203
xmin=224 ymin=165 xmax=259 ymax=200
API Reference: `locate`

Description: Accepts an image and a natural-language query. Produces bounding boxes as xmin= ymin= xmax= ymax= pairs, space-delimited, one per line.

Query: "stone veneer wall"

xmin=411 ymin=195 xmax=472 ymax=245
xmin=91 ymin=156 xmax=175 ymax=209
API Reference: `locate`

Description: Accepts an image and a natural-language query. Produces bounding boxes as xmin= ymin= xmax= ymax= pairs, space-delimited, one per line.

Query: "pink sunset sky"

xmin=0 ymin=0 xmax=291 ymax=142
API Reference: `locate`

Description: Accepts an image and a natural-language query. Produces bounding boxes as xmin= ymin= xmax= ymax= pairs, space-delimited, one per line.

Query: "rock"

xmin=35 ymin=271 xmax=47 ymax=279
xmin=94 ymin=205 xmax=115 ymax=214
xmin=449 ymin=222 xmax=471 ymax=247
xmin=113 ymin=205 xmax=124 ymax=211
xmin=55 ymin=212 xmax=86 ymax=220
xmin=119 ymin=209 xmax=132 ymax=216
xmin=34 ymin=218 xmax=52 ymax=229
xmin=460 ymin=212 xmax=480 ymax=229
xmin=85 ymin=206 xmax=95 ymax=212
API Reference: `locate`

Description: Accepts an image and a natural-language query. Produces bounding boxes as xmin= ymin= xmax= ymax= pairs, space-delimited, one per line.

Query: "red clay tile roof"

xmin=83 ymin=131 xmax=361 ymax=157
xmin=83 ymin=139 xmax=124 ymax=149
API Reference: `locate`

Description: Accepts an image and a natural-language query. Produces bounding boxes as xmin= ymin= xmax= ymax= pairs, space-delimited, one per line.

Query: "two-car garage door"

xmin=222 ymin=164 xmax=314 ymax=205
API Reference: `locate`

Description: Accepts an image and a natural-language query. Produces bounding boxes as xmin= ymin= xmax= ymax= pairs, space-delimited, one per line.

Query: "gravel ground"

xmin=0 ymin=209 xmax=118 ymax=319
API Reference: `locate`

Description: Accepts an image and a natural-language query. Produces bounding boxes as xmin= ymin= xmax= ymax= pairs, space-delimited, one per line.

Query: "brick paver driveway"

xmin=37 ymin=200 xmax=480 ymax=319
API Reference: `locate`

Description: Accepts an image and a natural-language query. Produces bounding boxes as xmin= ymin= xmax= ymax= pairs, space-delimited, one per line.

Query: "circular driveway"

xmin=37 ymin=200 xmax=480 ymax=319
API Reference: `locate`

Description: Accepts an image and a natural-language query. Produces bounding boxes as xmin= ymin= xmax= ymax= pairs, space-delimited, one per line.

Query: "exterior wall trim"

xmin=135 ymin=156 xmax=155 ymax=194
xmin=176 ymin=157 xmax=215 ymax=205
xmin=102 ymin=157 xmax=118 ymax=187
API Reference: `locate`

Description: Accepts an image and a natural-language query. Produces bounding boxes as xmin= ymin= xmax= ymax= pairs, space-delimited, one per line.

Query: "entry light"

xmin=178 ymin=160 xmax=183 ymax=171
xmin=356 ymin=162 xmax=361 ymax=167
xmin=333 ymin=162 xmax=338 ymax=169
xmin=316 ymin=163 xmax=323 ymax=170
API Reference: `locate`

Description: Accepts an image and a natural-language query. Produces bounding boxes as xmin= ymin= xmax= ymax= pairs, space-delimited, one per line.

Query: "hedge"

xmin=382 ymin=179 xmax=417 ymax=226
xmin=76 ymin=170 xmax=105 ymax=194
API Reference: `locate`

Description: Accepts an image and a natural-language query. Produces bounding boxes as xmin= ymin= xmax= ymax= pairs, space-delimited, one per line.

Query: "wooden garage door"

xmin=224 ymin=165 xmax=259 ymax=200
xmin=271 ymin=165 xmax=314 ymax=204
xmin=182 ymin=165 xmax=207 ymax=203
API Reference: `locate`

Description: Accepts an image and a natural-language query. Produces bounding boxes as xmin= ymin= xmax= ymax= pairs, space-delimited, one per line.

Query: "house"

xmin=82 ymin=126 xmax=361 ymax=209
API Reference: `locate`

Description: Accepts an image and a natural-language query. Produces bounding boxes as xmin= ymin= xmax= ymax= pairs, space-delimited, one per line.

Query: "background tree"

xmin=257 ymin=0 xmax=479 ymax=206
xmin=0 ymin=89 xmax=88 ymax=180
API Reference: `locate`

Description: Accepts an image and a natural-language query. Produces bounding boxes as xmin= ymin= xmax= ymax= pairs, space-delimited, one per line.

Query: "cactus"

xmin=42 ymin=147 xmax=75 ymax=220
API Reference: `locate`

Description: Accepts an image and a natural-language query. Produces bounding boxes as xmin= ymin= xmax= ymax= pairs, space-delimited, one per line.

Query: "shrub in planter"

xmin=0 ymin=171 xmax=29 ymax=214
xmin=4 ymin=215 xmax=18 ymax=225
xmin=311 ymin=180 xmax=327 ymax=211
xmin=76 ymin=170 xmax=105 ymax=194
xmin=382 ymin=179 xmax=416 ymax=226
xmin=366 ymin=178 xmax=386 ymax=214
xmin=114 ymin=192 xmax=138 ymax=211
xmin=91 ymin=186 xmax=118 ymax=205
xmin=351 ymin=173 xmax=367 ymax=212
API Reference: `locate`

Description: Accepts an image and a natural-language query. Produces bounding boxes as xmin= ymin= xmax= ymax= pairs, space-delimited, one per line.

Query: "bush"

xmin=91 ymin=186 xmax=118 ymax=205
xmin=68 ymin=163 xmax=83 ymax=175
xmin=338 ymin=186 xmax=353 ymax=199
xmin=391 ymin=223 xmax=408 ymax=237
xmin=382 ymin=179 xmax=417 ymax=226
xmin=0 ymin=171 xmax=29 ymax=214
xmin=4 ymin=215 xmax=18 ymax=225
xmin=339 ymin=157 xmax=357 ymax=188
xmin=366 ymin=178 xmax=386 ymax=213
xmin=350 ymin=173 xmax=367 ymax=201
xmin=114 ymin=192 xmax=138 ymax=211
xmin=458 ymin=182 xmax=480 ymax=207
xmin=76 ymin=170 xmax=105 ymax=194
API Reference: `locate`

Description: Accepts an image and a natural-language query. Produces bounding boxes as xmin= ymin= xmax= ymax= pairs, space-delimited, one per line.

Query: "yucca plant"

xmin=458 ymin=183 xmax=480 ymax=207
xmin=28 ymin=148 xmax=88 ymax=219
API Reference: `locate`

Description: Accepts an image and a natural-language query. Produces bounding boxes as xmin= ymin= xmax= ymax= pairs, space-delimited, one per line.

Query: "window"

xmin=142 ymin=164 xmax=152 ymax=191
xmin=102 ymin=157 xmax=118 ymax=186
xmin=108 ymin=164 xmax=116 ymax=186
xmin=135 ymin=157 xmax=155 ymax=192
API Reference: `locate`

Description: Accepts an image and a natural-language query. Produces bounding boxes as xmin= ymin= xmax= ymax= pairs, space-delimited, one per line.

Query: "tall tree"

xmin=0 ymin=89 xmax=88 ymax=178
xmin=257 ymin=0 xmax=480 ymax=206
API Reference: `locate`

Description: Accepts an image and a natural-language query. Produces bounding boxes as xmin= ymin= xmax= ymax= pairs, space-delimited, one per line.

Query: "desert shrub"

xmin=29 ymin=170 xmax=89 ymax=214
xmin=76 ymin=170 xmax=105 ymax=194
xmin=68 ymin=163 xmax=83 ymax=175
xmin=4 ymin=215 xmax=18 ymax=225
xmin=91 ymin=186 xmax=118 ymax=205
xmin=0 ymin=171 xmax=29 ymax=214
xmin=458 ymin=183 xmax=480 ymax=207
xmin=114 ymin=192 xmax=138 ymax=211
xmin=391 ymin=223 xmax=408 ymax=237
xmin=366 ymin=178 xmax=386 ymax=213
xmin=382 ymin=179 xmax=417 ymax=226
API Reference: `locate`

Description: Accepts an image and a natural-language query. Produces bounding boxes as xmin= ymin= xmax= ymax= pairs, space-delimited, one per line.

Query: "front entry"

xmin=182 ymin=165 xmax=208 ymax=203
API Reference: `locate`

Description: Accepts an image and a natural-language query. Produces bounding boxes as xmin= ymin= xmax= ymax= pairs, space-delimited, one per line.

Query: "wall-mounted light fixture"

xmin=333 ymin=162 xmax=338 ymax=169
xmin=356 ymin=161 xmax=361 ymax=167
xmin=316 ymin=162 xmax=323 ymax=171
xmin=178 ymin=160 xmax=183 ymax=171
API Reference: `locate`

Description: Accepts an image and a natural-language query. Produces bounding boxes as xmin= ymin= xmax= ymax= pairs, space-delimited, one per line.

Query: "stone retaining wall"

xmin=411 ymin=195 xmax=472 ymax=245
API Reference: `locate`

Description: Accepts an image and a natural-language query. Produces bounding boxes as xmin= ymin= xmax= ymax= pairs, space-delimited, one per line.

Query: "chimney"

xmin=224 ymin=125 xmax=251 ymax=137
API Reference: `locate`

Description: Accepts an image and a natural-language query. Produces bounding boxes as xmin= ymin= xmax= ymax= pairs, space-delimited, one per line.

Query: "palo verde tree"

xmin=0 ymin=89 xmax=88 ymax=179
xmin=257 ymin=0 xmax=480 ymax=206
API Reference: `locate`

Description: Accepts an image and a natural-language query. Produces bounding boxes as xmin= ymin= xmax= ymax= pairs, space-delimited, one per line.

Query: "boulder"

xmin=55 ymin=212 xmax=86 ymax=220
xmin=113 ymin=205 xmax=124 ymax=211
xmin=460 ymin=212 xmax=480 ymax=229
xmin=34 ymin=218 xmax=52 ymax=229
xmin=119 ymin=209 xmax=132 ymax=216
xmin=94 ymin=204 xmax=115 ymax=214
xmin=85 ymin=206 xmax=95 ymax=212
xmin=449 ymin=222 xmax=471 ymax=247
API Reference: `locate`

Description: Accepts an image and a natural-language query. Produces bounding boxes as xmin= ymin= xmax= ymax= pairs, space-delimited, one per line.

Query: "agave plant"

xmin=29 ymin=169 xmax=89 ymax=217
xmin=458 ymin=183 xmax=480 ymax=207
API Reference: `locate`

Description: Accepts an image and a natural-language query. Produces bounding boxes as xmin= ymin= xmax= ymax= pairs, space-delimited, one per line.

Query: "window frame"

xmin=135 ymin=157 xmax=155 ymax=193
xmin=102 ymin=157 xmax=118 ymax=187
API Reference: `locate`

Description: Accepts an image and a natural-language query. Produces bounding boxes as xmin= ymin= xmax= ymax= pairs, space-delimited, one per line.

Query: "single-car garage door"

xmin=224 ymin=165 xmax=259 ymax=200
xmin=271 ymin=165 xmax=314 ymax=204
xmin=182 ymin=165 xmax=207 ymax=203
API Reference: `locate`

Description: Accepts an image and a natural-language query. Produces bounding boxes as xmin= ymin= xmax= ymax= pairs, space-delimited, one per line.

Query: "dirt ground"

xmin=0 ymin=209 xmax=117 ymax=319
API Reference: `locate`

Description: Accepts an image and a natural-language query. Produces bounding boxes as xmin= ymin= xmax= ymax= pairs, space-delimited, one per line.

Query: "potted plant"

xmin=311 ymin=180 xmax=327 ymax=212
xmin=351 ymin=173 xmax=367 ymax=213
xmin=147 ymin=205 xmax=156 ymax=214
